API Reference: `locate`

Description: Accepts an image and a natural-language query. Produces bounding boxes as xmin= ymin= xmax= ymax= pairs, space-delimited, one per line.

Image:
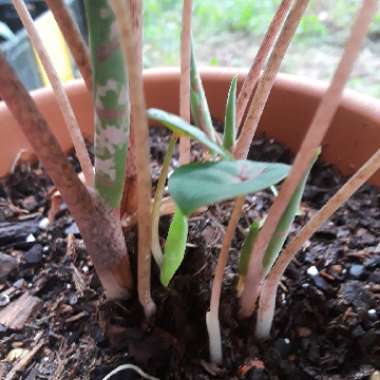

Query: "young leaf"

xmin=190 ymin=40 xmax=217 ymax=142
xmin=160 ymin=208 xmax=189 ymax=287
xmin=239 ymin=221 xmax=261 ymax=276
xmin=147 ymin=108 xmax=231 ymax=159
xmin=223 ymin=76 xmax=238 ymax=151
xmin=261 ymin=148 xmax=320 ymax=275
xmin=169 ymin=160 xmax=290 ymax=216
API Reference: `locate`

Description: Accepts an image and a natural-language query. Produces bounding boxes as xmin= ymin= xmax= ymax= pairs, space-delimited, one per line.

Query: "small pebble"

xmin=42 ymin=246 xmax=50 ymax=253
xmin=331 ymin=264 xmax=342 ymax=274
xmin=13 ymin=279 xmax=26 ymax=289
xmin=82 ymin=266 xmax=89 ymax=274
xmin=364 ymin=255 xmax=380 ymax=269
xmin=349 ymin=264 xmax=365 ymax=280
xmin=368 ymin=309 xmax=377 ymax=319
xmin=21 ymin=195 xmax=38 ymax=211
xmin=38 ymin=218 xmax=50 ymax=230
xmin=337 ymin=229 xmax=350 ymax=239
xmin=0 ymin=293 xmax=10 ymax=307
xmin=69 ymin=294 xmax=78 ymax=305
xmin=307 ymin=266 xmax=319 ymax=277
xmin=24 ymin=244 xmax=43 ymax=264
xmin=66 ymin=283 xmax=72 ymax=290
xmin=64 ymin=223 xmax=80 ymax=236
xmin=312 ymin=275 xmax=331 ymax=292
xmin=26 ymin=234 xmax=36 ymax=243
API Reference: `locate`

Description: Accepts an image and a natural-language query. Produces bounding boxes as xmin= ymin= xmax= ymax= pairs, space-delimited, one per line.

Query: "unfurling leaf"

xmin=147 ymin=108 xmax=231 ymax=159
xmin=239 ymin=220 xmax=262 ymax=276
xmin=160 ymin=208 xmax=189 ymax=286
xmin=169 ymin=160 xmax=290 ymax=216
xmin=190 ymin=40 xmax=217 ymax=142
xmin=223 ymin=76 xmax=238 ymax=151
xmin=262 ymin=148 xmax=320 ymax=275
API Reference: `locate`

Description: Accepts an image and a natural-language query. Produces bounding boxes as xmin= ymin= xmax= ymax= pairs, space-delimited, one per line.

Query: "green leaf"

xmin=147 ymin=108 xmax=231 ymax=159
xmin=262 ymin=148 xmax=320 ymax=275
xmin=223 ymin=76 xmax=238 ymax=151
xmin=160 ymin=208 xmax=189 ymax=286
xmin=169 ymin=160 xmax=290 ymax=215
xmin=190 ymin=40 xmax=217 ymax=142
xmin=239 ymin=221 xmax=261 ymax=276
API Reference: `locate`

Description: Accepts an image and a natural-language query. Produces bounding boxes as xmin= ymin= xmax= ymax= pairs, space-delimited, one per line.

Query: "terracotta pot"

xmin=0 ymin=67 xmax=379 ymax=186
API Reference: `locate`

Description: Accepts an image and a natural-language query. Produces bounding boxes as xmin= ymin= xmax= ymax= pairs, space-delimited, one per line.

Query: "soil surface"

xmin=0 ymin=128 xmax=379 ymax=380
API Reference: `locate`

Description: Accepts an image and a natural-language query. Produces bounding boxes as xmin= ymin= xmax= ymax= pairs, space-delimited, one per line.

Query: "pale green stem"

xmin=207 ymin=196 xmax=245 ymax=363
xmin=235 ymin=0 xmax=292 ymax=130
xmin=256 ymin=148 xmax=380 ymax=340
xmin=151 ymin=135 xmax=177 ymax=267
xmin=234 ymin=0 xmax=309 ymax=160
xmin=239 ymin=0 xmax=378 ymax=318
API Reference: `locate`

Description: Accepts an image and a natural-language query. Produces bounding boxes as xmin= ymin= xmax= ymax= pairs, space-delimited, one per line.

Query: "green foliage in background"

xmin=143 ymin=0 xmax=380 ymax=66
xmin=143 ymin=0 xmax=380 ymax=98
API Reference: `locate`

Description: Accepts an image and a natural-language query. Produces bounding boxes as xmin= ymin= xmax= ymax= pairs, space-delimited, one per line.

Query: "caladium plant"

xmin=0 ymin=0 xmax=376 ymax=374
xmin=148 ymin=58 xmax=290 ymax=288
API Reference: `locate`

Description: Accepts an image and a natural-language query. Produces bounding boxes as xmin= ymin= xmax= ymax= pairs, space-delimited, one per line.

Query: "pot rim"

xmin=3 ymin=67 xmax=378 ymax=123
xmin=0 ymin=67 xmax=379 ymax=187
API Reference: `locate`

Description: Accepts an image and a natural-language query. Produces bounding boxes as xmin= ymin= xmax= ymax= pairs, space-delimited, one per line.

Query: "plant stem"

xmin=179 ymin=0 xmax=192 ymax=165
xmin=101 ymin=364 xmax=159 ymax=380
xmin=239 ymin=0 xmax=378 ymax=318
xmin=236 ymin=0 xmax=292 ymax=131
xmin=0 ymin=53 xmax=133 ymax=298
xmin=234 ymin=0 xmax=309 ymax=160
xmin=256 ymin=148 xmax=380 ymax=339
xmin=11 ymin=0 xmax=94 ymax=186
xmin=85 ymin=0 xmax=130 ymax=209
xmin=207 ymin=196 xmax=245 ymax=363
xmin=45 ymin=0 xmax=92 ymax=91
xmin=122 ymin=126 xmax=138 ymax=216
xmin=151 ymin=135 xmax=177 ymax=267
xmin=110 ymin=0 xmax=156 ymax=318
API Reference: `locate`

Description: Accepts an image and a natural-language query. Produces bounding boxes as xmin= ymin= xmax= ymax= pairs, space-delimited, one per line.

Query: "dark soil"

xmin=0 ymin=128 xmax=379 ymax=380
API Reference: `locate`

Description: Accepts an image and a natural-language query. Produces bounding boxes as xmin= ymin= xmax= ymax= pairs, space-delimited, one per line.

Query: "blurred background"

xmin=1 ymin=0 xmax=379 ymax=97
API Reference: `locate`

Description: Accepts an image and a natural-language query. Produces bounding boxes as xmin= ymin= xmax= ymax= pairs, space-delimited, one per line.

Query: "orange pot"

xmin=0 ymin=68 xmax=379 ymax=186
